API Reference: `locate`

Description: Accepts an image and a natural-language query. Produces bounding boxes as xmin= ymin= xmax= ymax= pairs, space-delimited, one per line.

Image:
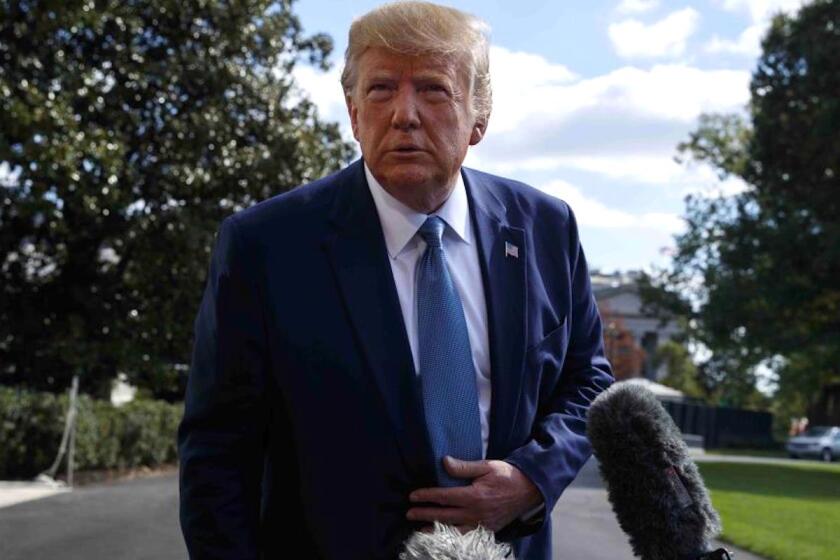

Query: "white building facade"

xmin=591 ymin=271 xmax=682 ymax=381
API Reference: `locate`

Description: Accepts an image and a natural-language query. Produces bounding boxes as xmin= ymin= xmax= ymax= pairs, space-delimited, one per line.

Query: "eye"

xmin=422 ymin=84 xmax=448 ymax=93
xmin=366 ymin=82 xmax=393 ymax=99
xmin=419 ymin=83 xmax=450 ymax=101
xmin=369 ymin=83 xmax=388 ymax=91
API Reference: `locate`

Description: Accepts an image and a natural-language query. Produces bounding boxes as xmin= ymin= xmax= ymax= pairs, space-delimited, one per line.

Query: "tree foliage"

xmin=0 ymin=0 xmax=355 ymax=399
xmin=643 ymin=0 xmax=840 ymax=411
xmin=653 ymin=341 xmax=705 ymax=400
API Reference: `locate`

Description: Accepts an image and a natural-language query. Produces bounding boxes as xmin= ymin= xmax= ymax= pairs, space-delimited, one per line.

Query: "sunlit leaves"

xmin=0 ymin=0 xmax=355 ymax=399
xmin=651 ymin=0 xmax=840 ymax=411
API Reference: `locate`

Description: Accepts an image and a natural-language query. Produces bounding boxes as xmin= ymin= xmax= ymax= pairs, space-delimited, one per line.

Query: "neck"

xmin=363 ymin=161 xmax=461 ymax=214
xmin=388 ymin=186 xmax=451 ymax=214
xmin=379 ymin=176 xmax=457 ymax=214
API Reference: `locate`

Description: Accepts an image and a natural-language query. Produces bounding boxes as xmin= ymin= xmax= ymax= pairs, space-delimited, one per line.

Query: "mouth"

xmin=391 ymin=144 xmax=423 ymax=154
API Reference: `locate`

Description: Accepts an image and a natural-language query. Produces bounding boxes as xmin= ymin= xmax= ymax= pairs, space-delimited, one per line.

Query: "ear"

xmin=345 ymin=93 xmax=360 ymax=142
xmin=469 ymin=119 xmax=486 ymax=146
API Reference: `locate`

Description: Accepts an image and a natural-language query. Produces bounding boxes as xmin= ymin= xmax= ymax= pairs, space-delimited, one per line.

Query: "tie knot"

xmin=418 ymin=216 xmax=446 ymax=248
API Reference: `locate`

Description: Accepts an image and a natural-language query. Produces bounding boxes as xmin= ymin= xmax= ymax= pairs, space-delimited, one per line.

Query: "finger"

xmin=409 ymin=485 xmax=474 ymax=506
xmin=443 ymin=456 xmax=493 ymax=478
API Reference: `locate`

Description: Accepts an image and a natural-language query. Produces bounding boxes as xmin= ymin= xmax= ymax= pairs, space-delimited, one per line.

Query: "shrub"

xmin=0 ymin=385 xmax=183 ymax=479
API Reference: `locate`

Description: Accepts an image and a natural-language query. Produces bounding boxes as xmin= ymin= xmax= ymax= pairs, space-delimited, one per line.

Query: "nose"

xmin=390 ymin=87 xmax=420 ymax=131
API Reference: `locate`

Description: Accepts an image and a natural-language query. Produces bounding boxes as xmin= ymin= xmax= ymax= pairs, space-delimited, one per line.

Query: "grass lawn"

xmin=705 ymin=448 xmax=787 ymax=459
xmin=697 ymin=461 xmax=840 ymax=560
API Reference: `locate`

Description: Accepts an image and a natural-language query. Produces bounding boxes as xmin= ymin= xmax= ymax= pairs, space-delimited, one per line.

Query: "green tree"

xmin=0 ymin=0 xmax=354 ymax=399
xmin=643 ymin=0 xmax=840 ymax=412
xmin=653 ymin=341 xmax=705 ymax=400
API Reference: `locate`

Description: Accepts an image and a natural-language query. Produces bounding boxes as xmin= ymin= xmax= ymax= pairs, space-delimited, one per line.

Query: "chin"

xmin=380 ymin=167 xmax=437 ymax=191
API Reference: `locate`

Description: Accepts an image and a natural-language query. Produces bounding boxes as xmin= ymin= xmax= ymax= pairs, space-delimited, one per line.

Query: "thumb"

xmin=443 ymin=455 xmax=491 ymax=478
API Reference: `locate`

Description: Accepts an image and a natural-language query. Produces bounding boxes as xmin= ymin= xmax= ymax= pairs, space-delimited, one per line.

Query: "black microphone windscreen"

xmin=586 ymin=381 xmax=722 ymax=560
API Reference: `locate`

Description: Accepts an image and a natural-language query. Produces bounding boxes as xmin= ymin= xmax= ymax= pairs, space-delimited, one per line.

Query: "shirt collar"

xmin=364 ymin=161 xmax=471 ymax=260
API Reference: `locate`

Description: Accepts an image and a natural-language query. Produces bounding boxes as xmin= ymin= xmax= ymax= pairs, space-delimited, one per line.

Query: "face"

xmin=346 ymin=47 xmax=486 ymax=211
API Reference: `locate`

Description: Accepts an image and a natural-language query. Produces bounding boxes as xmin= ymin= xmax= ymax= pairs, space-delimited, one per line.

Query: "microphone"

xmin=399 ymin=521 xmax=515 ymax=560
xmin=586 ymin=381 xmax=732 ymax=560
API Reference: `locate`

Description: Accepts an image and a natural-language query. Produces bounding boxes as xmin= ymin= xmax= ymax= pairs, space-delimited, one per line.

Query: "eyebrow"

xmin=363 ymin=71 xmax=453 ymax=84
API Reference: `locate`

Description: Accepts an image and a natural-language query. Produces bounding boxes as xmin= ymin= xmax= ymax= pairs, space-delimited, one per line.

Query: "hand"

xmin=406 ymin=455 xmax=542 ymax=534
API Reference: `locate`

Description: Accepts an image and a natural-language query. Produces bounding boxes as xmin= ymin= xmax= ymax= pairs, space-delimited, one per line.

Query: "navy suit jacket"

xmin=177 ymin=158 xmax=614 ymax=560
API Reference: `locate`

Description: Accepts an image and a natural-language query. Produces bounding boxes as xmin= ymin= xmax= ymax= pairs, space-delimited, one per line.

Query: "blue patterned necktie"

xmin=415 ymin=215 xmax=483 ymax=487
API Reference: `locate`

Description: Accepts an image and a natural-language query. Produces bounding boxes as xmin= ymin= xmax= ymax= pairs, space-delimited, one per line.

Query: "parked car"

xmin=786 ymin=426 xmax=840 ymax=462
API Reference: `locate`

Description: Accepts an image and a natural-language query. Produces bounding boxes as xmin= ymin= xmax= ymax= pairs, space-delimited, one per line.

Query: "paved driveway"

xmin=0 ymin=474 xmax=185 ymax=560
xmin=0 ymin=457 xmax=765 ymax=559
xmin=553 ymin=456 xmax=765 ymax=559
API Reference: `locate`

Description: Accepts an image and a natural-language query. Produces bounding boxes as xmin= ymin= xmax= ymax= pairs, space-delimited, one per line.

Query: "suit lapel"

xmin=321 ymin=160 xmax=527 ymax=480
xmin=462 ymin=167 xmax=527 ymax=460
xmin=322 ymin=159 xmax=437 ymax=485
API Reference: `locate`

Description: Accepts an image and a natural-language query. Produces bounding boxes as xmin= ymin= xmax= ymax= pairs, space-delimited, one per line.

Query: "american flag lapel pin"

xmin=505 ymin=241 xmax=519 ymax=259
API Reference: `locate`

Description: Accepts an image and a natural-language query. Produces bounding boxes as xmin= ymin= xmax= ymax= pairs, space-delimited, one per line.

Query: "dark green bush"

xmin=0 ymin=386 xmax=183 ymax=479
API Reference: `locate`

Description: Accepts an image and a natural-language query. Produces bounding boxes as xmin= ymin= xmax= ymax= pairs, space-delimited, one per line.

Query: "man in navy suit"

xmin=177 ymin=2 xmax=614 ymax=559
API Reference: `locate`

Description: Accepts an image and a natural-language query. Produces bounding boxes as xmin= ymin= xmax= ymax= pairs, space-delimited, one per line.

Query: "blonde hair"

xmin=340 ymin=1 xmax=492 ymax=126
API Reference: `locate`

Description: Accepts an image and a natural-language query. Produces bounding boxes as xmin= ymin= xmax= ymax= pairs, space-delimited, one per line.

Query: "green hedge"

xmin=0 ymin=386 xmax=183 ymax=479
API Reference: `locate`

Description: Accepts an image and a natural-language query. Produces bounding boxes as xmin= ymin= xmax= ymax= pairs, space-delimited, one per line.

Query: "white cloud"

xmin=536 ymin=179 xmax=685 ymax=233
xmin=289 ymin=46 xmax=576 ymax=145
xmin=490 ymin=46 xmax=578 ymax=85
xmin=678 ymin=164 xmax=751 ymax=198
xmin=718 ymin=0 xmax=806 ymax=22
xmin=470 ymin=155 xmax=684 ymax=184
xmin=706 ymin=0 xmax=807 ymax=57
xmin=705 ymin=22 xmax=765 ymax=56
xmin=290 ymin=45 xmax=578 ymax=140
xmin=490 ymin=46 xmax=578 ymax=89
xmin=585 ymin=64 xmax=748 ymax=121
xmin=549 ymin=155 xmax=691 ymax=185
xmin=487 ymin=53 xmax=749 ymax=134
xmin=468 ymin=152 xmax=751 ymax=198
xmin=481 ymin=46 xmax=578 ymax=132
xmin=615 ymin=0 xmax=660 ymax=15
xmin=609 ymin=8 xmax=700 ymax=59
xmin=291 ymin=63 xmax=347 ymax=124
xmin=294 ymin=46 xmax=751 ymax=190
xmin=470 ymin=58 xmax=749 ymax=184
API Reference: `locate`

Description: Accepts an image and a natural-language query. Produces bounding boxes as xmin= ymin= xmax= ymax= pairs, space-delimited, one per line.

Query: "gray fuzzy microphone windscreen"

xmin=586 ymin=381 xmax=722 ymax=560
xmin=399 ymin=521 xmax=514 ymax=560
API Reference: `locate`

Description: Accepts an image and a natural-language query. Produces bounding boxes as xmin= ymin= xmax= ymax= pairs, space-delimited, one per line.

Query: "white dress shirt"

xmin=365 ymin=162 xmax=492 ymax=459
xmin=365 ymin=163 xmax=544 ymax=522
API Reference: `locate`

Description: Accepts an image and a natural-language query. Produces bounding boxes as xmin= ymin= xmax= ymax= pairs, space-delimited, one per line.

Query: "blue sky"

xmin=292 ymin=0 xmax=807 ymax=273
